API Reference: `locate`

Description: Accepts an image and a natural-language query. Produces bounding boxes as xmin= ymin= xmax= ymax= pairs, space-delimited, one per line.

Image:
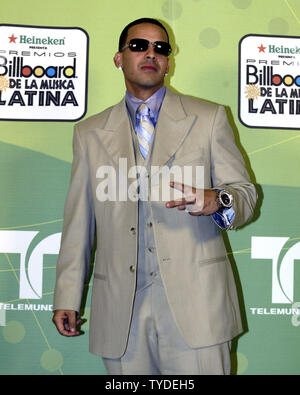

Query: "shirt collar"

xmin=125 ymin=86 xmax=166 ymax=127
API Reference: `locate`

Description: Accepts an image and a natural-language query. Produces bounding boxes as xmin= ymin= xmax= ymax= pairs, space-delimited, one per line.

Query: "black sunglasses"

xmin=121 ymin=38 xmax=172 ymax=57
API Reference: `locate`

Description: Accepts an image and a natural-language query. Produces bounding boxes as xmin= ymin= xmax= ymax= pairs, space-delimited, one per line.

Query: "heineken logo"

xmin=14 ymin=35 xmax=66 ymax=46
xmin=267 ymin=44 xmax=300 ymax=55
xmin=258 ymin=43 xmax=300 ymax=55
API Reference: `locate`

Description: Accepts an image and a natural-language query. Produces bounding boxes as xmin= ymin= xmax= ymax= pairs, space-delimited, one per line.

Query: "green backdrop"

xmin=1 ymin=0 xmax=300 ymax=375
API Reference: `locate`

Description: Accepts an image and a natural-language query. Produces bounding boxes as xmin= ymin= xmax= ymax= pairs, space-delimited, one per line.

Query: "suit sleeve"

xmin=210 ymin=105 xmax=257 ymax=229
xmin=53 ymin=125 xmax=96 ymax=312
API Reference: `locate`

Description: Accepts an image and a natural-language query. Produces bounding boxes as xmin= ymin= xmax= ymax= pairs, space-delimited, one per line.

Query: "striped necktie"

xmin=136 ymin=103 xmax=154 ymax=158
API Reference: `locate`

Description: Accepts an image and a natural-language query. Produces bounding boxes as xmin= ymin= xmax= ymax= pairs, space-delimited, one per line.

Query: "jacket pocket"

xmin=94 ymin=273 xmax=106 ymax=281
xmin=198 ymin=255 xmax=227 ymax=268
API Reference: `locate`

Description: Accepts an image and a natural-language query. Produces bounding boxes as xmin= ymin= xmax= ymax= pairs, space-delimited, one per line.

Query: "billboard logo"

xmin=0 ymin=56 xmax=77 ymax=79
xmin=239 ymin=34 xmax=300 ymax=129
xmin=0 ymin=24 xmax=88 ymax=121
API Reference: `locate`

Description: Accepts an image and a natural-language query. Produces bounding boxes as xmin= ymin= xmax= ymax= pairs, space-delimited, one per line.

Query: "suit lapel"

xmin=150 ymin=89 xmax=196 ymax=172
xmin=98 ymin=90 xmax=197 ymax=176
xmin=98 ymin=98 xmax=136 ymax=173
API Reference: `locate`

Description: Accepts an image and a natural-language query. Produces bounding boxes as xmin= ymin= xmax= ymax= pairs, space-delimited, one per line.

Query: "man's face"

xmin=115 ymin=23 xmax=170 ymax=98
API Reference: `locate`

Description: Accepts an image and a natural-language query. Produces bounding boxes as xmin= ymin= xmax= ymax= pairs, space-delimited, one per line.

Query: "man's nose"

xmin=145 ymin=43 xmax=156 ymax=59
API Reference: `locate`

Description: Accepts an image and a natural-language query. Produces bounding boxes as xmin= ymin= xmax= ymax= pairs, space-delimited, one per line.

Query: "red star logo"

xmin=258 ymin=43 xmax=266 ymax=53
xmin=8 ymin=34 xmax=17 ymax=43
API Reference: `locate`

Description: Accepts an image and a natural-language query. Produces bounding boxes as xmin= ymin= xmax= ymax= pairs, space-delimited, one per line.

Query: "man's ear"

xmin=166 ymin=57 xmax=170 ymax=74
xmin=113 ymin=52 xmax=122 ymax=69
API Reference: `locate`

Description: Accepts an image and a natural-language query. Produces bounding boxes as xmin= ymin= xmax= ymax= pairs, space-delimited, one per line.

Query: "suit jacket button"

xmin=129 ymin=265 xmax=135 ymax=272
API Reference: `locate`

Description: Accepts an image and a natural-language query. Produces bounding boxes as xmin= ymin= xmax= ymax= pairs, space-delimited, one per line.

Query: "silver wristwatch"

xmin=216 ymin=189 xmax=233 ymax=209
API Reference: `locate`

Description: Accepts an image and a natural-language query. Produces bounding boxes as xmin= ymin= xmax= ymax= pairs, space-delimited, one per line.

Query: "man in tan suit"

xmin=53 ymin=18 xmax=257 ymax=375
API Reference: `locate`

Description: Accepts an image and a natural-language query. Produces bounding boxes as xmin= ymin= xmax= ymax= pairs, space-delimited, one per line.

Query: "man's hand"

xmin=165 ymin=182 xmax=219 ymax=216
xmin=52 ymin=310 xmax=83 ymax=337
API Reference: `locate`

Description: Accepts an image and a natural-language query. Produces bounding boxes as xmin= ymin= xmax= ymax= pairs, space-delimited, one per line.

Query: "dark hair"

xmin=118 ymin=18 xmax=169 ymax=52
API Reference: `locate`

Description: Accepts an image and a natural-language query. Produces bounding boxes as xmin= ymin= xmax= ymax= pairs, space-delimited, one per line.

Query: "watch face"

xmin=220 ymin=191 xmax=232 ymax=207
xmin=222 ymin=194 xmax=230 ymax=205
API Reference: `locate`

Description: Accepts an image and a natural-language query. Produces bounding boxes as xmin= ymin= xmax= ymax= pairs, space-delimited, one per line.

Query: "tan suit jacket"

xmin=53 ymin=88 xmax=257 ymax=358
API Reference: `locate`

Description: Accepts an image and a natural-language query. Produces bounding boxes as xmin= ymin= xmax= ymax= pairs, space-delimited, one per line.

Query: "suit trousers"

xmin=102 ymin=281 xmax=231 ymax=375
